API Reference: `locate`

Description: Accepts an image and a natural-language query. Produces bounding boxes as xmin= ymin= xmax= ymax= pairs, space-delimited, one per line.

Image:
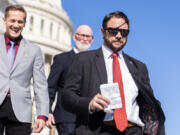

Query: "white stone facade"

xmin=0 ymin=0 xmax=73 ymax=135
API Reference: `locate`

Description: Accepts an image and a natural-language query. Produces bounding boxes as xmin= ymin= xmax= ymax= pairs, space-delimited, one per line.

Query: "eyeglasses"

xmin=76 ymin=33 xmax=94 ymax=39
xmin=104 ymin=27 xmax=129 ymax=37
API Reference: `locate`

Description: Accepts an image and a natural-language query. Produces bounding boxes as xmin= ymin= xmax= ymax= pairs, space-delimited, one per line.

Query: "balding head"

xmin=73 ymin=25 xmax=93 ymax=52
xmin=75 ymin=25 xmax=93 ymax=36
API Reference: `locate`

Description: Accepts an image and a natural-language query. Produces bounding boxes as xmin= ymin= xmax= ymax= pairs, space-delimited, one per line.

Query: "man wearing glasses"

xmin=46 ymin=25 xmax=94 ymax=135
xmin=61 ymin=11 xmax=165 ymax=135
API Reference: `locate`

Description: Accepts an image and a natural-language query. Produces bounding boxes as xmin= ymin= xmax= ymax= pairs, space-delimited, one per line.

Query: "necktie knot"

xmin=111 ymin=53 xmax=118 ymax=58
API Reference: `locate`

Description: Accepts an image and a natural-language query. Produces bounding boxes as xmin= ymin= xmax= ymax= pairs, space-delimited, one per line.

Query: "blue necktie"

xmin=7 ymin=41 xmax=16 ymax=68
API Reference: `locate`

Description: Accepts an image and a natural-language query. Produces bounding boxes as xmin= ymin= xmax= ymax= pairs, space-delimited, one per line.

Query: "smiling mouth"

xmin=11 ymin=29 xmax=20 ymax=33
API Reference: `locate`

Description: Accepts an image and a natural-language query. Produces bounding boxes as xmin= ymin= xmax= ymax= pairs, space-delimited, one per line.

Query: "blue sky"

xmin=62 ymin=0 xmax=180 ymax=135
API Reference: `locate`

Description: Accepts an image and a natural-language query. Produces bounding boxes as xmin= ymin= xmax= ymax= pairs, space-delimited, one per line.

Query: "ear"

xmin=3 ymin=17 xmax=6 ymax=24
xmin=73 ymin=34 xmax=76 ymax=42
xmin=101 ymin=27 xmax=105 ymax=37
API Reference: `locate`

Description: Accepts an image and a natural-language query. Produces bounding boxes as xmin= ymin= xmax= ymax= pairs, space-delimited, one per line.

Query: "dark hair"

xmin=102 ymin=11 xmax=129 ymax=29
xmin=5 ymin=4 xmax=27 ymax=21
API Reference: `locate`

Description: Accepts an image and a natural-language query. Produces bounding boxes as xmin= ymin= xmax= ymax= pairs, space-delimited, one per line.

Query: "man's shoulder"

xmin=78 ymin=49 xmax=98 ymax=57
xmin=22 ymin=38 xmax=40 ymax=50
xmin=55 ymin=49 xmax=98 ymax=59
xmin=0 ymin=35 xmax=4 ymax=43
xmin=55 ymin=50 xmax=74 ymax=59
xmin=0 ymin=34 xmax=4 ymax=39
xmin=75 ymin=49 xmax=98 ymax=61
xmin=123 ymin=52 xmax=145 ymax=66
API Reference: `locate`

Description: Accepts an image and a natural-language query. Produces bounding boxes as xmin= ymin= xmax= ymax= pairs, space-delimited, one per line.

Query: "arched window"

xmin=29 ymin=16 xmax=34 ymax=31
xmin=50 ymin=23 xmax=53 ymax=39
xmin=56 ymin=26 xmax=60 ymax=41
xmin=41 ymin=19 xmax=44 ymax=35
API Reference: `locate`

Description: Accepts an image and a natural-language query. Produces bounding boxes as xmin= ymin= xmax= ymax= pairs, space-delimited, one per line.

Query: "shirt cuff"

xmin=37 ymin=115 xmax=48 ymax=121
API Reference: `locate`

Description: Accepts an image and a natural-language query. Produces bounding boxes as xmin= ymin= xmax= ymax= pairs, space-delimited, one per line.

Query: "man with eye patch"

xmin=61 ymin=11 xmax=165 ymax=135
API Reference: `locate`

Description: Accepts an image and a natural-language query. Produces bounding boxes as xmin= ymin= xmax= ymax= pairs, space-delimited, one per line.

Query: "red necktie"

xmin=111 ymin=53 xmax=128 ymax=132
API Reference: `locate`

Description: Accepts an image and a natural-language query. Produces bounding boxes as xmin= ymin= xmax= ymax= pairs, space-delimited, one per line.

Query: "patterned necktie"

xmin=111 ymin=53 xmax=128 ymax=132
xmin=7 ymin=41 xmax=16 ymax=68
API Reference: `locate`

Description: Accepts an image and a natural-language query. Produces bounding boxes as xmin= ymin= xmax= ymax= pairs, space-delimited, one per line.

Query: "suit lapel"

xmin=95 ymin=48 xmax=107 ymax=84
xmin=123 ymin=52 xmax=148 ymax=95
xmin=123 ymin=52 xmax=139 ymax=84
xmin=94 ymin=50 xmax=139 ymax=86
xmin=0 ymin=35 xmax=11 ymax=71
xmin=11 ymin=38 xmax=26 ymax=73
xmin=123 ymin=53 xmax=137 ymax=73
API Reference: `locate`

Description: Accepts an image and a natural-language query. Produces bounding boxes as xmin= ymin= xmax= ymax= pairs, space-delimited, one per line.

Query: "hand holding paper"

xmin=100 ymin=83 xmax=122 ymax=113
xmin=89 ymin=93 xmax=110 ymax=112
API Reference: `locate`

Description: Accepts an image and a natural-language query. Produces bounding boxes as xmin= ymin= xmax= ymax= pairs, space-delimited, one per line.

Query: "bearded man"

xmin=46 ymin=25 xmax=94 ymax=135
xmin=61 ymin=11 xmax=165 ymax=135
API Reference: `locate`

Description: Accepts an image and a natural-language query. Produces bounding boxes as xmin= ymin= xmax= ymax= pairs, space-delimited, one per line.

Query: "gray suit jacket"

xmin=0 ymin=35 xmax=49 ymax=123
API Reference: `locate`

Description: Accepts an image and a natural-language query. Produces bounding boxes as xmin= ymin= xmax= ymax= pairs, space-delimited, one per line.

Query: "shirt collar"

xmin=102 ymin=44 xmax=123 ymax=59
xmin=73 ymin=47 xmax=80 ymax=54
xmin=4 ymin=33 xmax=22 ymax=46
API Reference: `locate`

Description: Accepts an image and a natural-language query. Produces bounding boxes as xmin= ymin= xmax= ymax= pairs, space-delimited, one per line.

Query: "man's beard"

xmin=103 ymin=36 xmax=126 ymax=53
xmin=75 ymin=40 xmax=91 ymax=52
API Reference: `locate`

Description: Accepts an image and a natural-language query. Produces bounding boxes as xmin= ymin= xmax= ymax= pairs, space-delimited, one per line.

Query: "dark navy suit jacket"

xmin=48 ymin=50 xmax=76 ymax=123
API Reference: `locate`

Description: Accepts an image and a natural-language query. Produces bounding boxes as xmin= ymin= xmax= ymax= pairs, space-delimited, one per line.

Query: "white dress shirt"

xmin=102 ymin=45 xmax=144 ymax=127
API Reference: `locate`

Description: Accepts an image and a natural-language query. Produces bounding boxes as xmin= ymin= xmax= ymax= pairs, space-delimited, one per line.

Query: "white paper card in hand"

xmin=100 ymin=83 xmax=122 ymax=113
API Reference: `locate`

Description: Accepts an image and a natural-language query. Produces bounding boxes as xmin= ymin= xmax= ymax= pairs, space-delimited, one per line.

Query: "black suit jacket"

xmin=62 ymin=48 xmax=165 ymax=135
xmin=48 ymin=50 xmax=76 ymax=123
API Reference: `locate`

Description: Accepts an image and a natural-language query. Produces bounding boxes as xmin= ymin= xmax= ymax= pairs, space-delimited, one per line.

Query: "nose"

xmin=13 ymin=21 xmax=19 ymax=27
xmin=116 ymin=31 xmax=122 ymax=38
